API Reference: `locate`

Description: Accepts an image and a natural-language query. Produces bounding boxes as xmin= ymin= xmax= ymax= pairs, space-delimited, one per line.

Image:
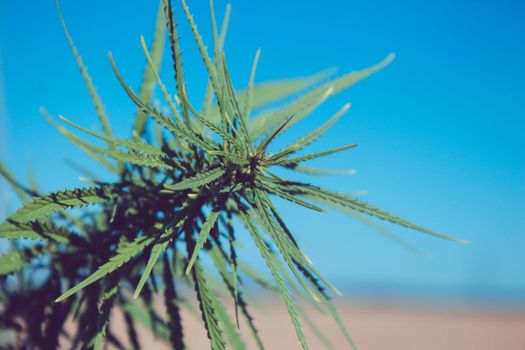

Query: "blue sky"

xmin=1 ymin=0 xmax=524 ymax=302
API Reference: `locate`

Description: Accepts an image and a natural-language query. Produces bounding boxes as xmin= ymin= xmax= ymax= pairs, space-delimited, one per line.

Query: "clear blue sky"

xmin=1 ymin=0 xmax=524 ymax=303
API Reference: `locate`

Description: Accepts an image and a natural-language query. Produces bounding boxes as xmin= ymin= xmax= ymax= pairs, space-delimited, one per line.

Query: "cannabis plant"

xmin=0 ymin=0 xmax=463 ymax=349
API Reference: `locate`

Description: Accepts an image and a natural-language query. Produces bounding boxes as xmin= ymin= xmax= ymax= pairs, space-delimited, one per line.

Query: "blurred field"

xmin=105 ymin=299 xmax=525 ymax=350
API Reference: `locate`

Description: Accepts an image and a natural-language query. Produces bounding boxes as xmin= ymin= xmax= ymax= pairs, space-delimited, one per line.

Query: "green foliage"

xmin=8 ymin=186 xmax=112 ymax=223
xmin=133 ymin=227 xmax=174 ymax=299
xmin=186 ymin=210 xmax=221 ymax=274
xmin=55 ymin=236 xmax=155 ymax=303
xmin=55 ymin=0 xmax=113 ymax=138
xmin=240 ymin=211 xmax=310 ymax=349
xmin=0 ymin=0 xmax=463 ymax=349
xmin=192 ymin=261 xmax=228 ymax=350
xmin=133 ymin=2 xmax=166 ymax=137
xmin=0 ymin=249 xmax=26 ymax=277
xmin=0 ymin=221 xmax=71 ymax=243
xmin=166 ymin=168 xmax=226 ymax=191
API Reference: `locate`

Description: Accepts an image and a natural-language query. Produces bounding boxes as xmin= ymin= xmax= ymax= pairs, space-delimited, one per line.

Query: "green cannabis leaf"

xmin=0 ymin=0 xmax=464 ymax=349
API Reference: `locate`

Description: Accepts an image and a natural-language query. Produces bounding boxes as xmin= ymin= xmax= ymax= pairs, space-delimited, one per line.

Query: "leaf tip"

xmin=387 ymin=52 xmax=396 ymax=61
xmin=323 ymin=86 xmax=335 ymax=99
xmin=303 ymin=254 xmax=313 ymax=265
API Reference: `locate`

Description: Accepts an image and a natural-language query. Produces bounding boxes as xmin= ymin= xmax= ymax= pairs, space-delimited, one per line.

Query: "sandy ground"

xmin=105 ymin=299 xmax=525 ymax=350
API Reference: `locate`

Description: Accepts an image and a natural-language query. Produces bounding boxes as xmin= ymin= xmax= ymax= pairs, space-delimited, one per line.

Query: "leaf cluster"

xmin=0 ymin=1 xmax=464 ymax=349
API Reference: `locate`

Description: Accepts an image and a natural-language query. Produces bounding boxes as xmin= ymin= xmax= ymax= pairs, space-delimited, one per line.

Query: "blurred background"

xmin=1 ymin=0 xmax=524 ymax=349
